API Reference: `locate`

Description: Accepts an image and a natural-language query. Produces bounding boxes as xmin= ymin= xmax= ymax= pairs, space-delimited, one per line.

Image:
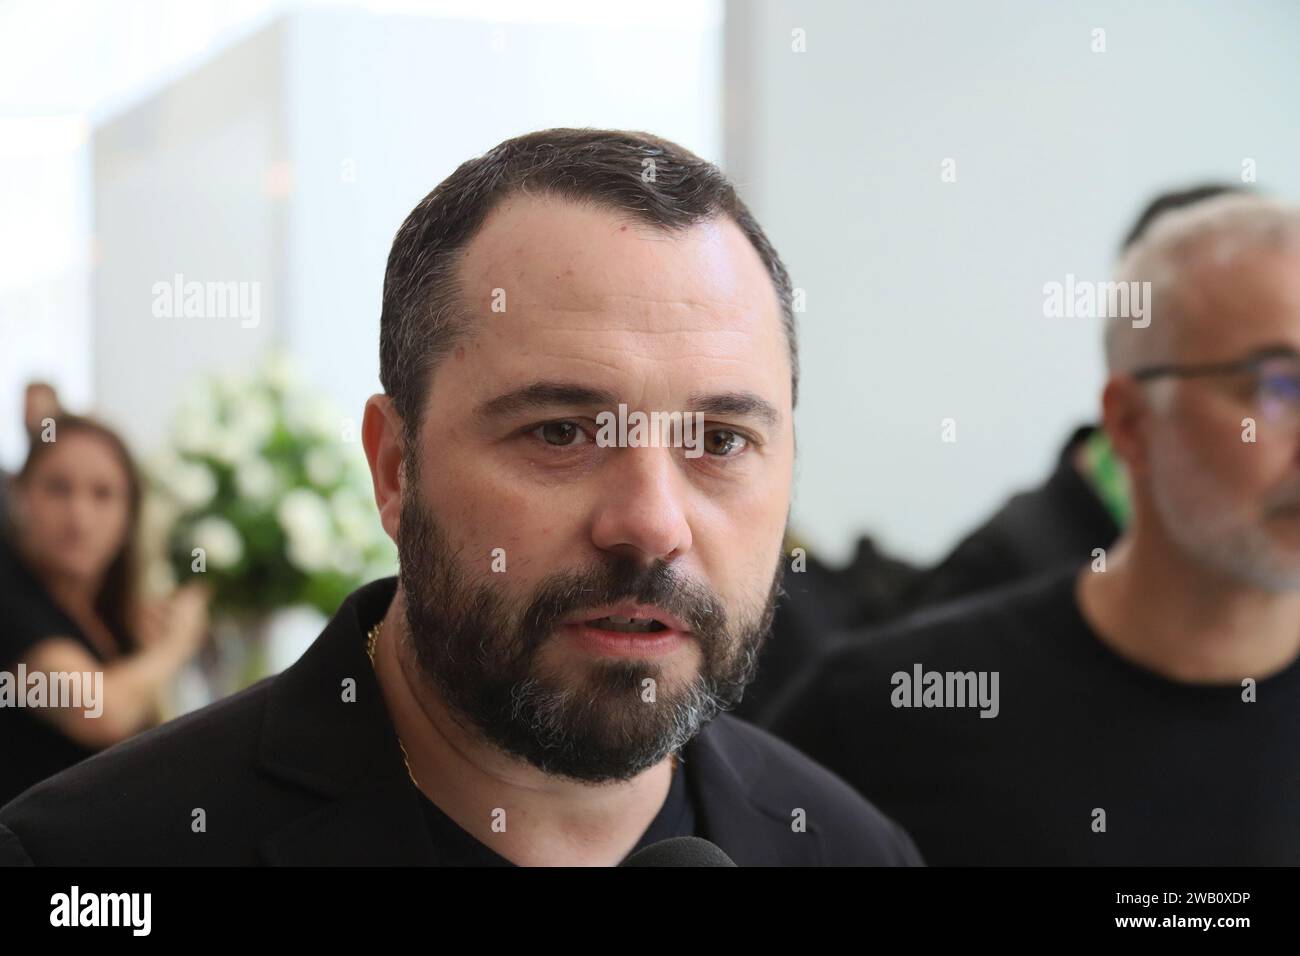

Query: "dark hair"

xmin=16 ymin=415 xmax=142 ymax=655
xmin=1121 ymin=183 xmax=1249 ymax=252
xmin=379 ymin=128 xmax=798 ymax=437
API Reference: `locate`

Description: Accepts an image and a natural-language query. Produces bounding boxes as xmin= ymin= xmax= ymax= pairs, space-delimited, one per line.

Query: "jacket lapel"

xmin=686 ymin=716 xmax=813 ymax=866
xmin=257 ymin=577 xmax=440 ymax=865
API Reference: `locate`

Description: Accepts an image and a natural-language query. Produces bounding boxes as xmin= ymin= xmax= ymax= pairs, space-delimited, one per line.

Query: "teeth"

xmin=589 ymin=616 xmax=663 ymax=633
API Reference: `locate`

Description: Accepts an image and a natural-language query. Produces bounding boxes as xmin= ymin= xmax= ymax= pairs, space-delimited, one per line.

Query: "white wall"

xmin=93 ymin=22 xmax=286 ymax=453
xmin=725 ymin=0 xmax=1300 ymax=564
xmin=0 ymin=120 xmax=95 ymax=469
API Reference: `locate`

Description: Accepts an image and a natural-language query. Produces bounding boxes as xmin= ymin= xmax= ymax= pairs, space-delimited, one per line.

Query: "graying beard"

xmin=506 ymin=672 xmax=733 ymax=782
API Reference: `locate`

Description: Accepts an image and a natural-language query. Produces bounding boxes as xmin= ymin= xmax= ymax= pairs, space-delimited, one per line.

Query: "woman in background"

xmin=0 ymin=415 xmax=209 ymax=806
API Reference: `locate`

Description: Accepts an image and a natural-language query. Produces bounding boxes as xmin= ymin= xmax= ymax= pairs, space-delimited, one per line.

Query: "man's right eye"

xmin=533 ymin=421 xmax=587 ymax=446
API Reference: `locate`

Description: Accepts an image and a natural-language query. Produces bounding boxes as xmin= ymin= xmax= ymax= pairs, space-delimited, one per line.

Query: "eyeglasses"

xmin=1132 ymin=345 xmax=1300 ymax=427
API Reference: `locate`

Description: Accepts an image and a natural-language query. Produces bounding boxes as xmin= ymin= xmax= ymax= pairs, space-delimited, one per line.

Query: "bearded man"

xmin=0 ymin=129 xmax=921 ymax=867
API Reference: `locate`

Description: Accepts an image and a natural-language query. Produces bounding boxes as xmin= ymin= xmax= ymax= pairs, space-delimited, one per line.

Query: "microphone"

xmin=620 ymin=837 xmax=737 ymax=867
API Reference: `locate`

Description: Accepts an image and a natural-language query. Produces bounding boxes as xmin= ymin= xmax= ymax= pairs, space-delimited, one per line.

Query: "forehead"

xmin=447 ymin=194 xmax=790 ymax=402
xmin=39 ymin=431 xmax=122 ymax=472
xmin=1173 ymin=247 xmax=1300 ymax=358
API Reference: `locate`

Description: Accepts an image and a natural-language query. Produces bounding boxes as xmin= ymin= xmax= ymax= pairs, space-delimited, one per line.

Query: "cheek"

xmin=25 ymin=497 xmax=66 ymax=538
xmin=1197 ymin=407 xmax=1299 ymax=489
xmin=721 ymin=463 xmax=791 ymax=541
xmin=1242 ymin=439 xmax=1300 ymax=496
xmin=695 ymin=502 xmax=784 ymax=599
xmin=424 ymin=462 xmax=580 ymax=579
xmin=1162 ymin=413 xmax=1284 ymax=498
xmin=98 ymin=503 xmax=130 ymax=552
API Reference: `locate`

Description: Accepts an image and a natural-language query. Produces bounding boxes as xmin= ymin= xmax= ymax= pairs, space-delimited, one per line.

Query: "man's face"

xmin=395 ymin=195 xmax=794 ymax=782
xmin=1142 ymin=247 xmax=1300 ymax=590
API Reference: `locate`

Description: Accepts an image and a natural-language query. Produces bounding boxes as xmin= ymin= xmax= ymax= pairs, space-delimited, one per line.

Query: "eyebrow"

xmin=477 ymin=382 xmax=620 ymax=421
xmin=475 ymin=381 xmax=782 ymax=428
xmin=687 ymin=390 xmax=781 ymax=428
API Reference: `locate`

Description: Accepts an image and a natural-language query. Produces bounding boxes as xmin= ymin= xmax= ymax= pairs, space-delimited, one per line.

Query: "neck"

xmin=370 ymin=587 xmax=674 ymax=866
xmin=1077 ymin=517 xmax=1300 ymax=684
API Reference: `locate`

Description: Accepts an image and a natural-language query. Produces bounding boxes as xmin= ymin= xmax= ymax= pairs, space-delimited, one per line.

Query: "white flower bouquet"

xmin=147 ymin=351 xmax=396 ymax=619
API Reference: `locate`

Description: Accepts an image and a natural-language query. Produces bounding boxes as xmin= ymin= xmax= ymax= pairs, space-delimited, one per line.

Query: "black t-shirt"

xmin=0 ymin=532 xmax=114 ymax=807
xmin=417 ymin=751 xmax=698 ymax=865
xmin=770 ymin=566 xmax=1300 ymax=865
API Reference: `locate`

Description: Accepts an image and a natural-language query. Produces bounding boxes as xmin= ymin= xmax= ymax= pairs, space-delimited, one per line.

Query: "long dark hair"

xmin=16 ymin=415 xmax=143 ymax=654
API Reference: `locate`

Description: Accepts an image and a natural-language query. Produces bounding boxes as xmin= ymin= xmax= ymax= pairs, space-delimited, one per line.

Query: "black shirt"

xmin=417 ymin=752 xmax=697 ymax=865
xmin=0 ymin=532 xmax=112 ymax=806
xmin=769 ymin=566 xmax=1300 ymax=865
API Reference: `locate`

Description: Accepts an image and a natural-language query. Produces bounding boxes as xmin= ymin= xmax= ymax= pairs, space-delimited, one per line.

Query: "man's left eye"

xmin=704 ymin=429 xmax=747 ymax=457
xmin=534 ymin=421 xmax=588 ymax=446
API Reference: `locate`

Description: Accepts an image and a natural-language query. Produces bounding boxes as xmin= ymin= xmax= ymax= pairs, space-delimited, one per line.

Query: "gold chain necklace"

xmin=366 ymin=620 xmax=421 ymax=789
xmin=366 ymin=618 xmax=678 ymax=779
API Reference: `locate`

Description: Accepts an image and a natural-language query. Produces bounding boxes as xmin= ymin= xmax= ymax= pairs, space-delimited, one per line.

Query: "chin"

xmin=62 ymin=559 xmax=105 ymax=580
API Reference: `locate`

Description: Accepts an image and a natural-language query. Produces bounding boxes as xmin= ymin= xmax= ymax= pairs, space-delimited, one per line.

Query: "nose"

xmin=589 ymin=446 xmax=693 ymax=564
xmin=66 ymin=492 xmax=97 ymax=538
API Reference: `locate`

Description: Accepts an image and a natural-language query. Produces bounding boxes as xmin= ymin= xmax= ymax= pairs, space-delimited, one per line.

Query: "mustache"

xmin=396 ymin=492 xmax=726 ymax=641
xmin=517 ymin=559 xmax=727 ymax=649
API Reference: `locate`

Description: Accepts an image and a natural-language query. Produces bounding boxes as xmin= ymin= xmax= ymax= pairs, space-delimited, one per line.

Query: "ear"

xmin=362 ymin=394 xmax=406 ymax=543
xmin=1099 ymin=374 xmax=1151 ymax=479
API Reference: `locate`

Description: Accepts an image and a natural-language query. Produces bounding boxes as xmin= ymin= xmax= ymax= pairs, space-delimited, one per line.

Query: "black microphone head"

xmin=620 ymin=837 xmax=737 ymax=867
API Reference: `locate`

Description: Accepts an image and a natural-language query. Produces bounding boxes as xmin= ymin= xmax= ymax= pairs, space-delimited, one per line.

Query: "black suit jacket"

xmin=0 ymin=577 xmax=922 ymax=866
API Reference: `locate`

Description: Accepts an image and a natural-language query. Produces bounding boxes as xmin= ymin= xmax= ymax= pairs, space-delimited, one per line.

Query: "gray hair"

xmin=1106 ymin=193 xmax=1300 ymax=373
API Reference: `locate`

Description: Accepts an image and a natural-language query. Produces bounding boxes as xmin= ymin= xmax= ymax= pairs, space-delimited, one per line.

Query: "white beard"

xmin=1150 ymin=431 xmax=1300 ymax=592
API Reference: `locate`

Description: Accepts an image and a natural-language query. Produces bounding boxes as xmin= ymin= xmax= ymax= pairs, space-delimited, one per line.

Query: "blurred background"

xmin=3 ymin=0 xmax=1299 ymax=708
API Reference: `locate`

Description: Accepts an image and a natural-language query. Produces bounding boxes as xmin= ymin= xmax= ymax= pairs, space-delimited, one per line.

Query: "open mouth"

xmin=583 ymin=615 xmax=669 ymax=634
xmin=561 ymin=606 xmax=688 ymax=658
